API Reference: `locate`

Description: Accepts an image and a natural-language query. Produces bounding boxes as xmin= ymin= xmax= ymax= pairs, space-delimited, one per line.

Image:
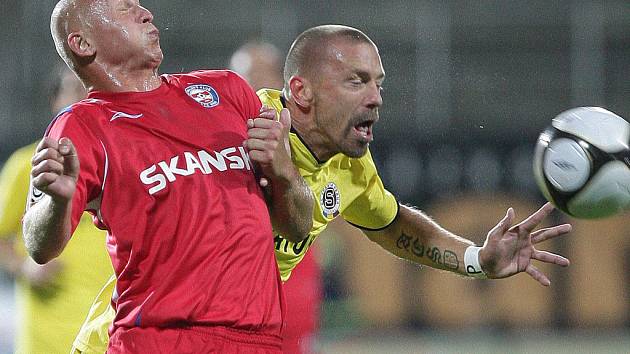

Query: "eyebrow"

xmin=354 ymin=70 xmax=385 ymax=82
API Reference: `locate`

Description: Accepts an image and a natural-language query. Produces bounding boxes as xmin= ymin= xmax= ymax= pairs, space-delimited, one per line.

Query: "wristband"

xmin=464 ymin=246 xmax=487 ymax=279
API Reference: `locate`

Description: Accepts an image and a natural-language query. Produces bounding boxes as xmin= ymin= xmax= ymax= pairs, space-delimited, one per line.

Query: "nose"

xmin=137 ymin=5 xmax=154 ymax=23
xmin=365 ymin=81 xmax=383 ymax=109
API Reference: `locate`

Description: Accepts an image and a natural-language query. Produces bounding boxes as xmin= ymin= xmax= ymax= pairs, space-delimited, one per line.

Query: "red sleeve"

xmin=45 ymin=111 xmax=104 ymax=234
xmin=226 ymin=70 xmax=263 ymax=120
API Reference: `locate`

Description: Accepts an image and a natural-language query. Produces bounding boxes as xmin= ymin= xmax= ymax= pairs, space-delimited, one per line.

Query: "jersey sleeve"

xmin=342 ymin=150 xmax=399 ymax=230
xmin=257 ymin=89 xmax=284 ymax=119
xmin=226 ymin=70 xmax=263 ymax=121
xmin=44 ymin=111 xmax=104 ymax=234
xmin=0 ymin=144 xmax=36 ymax=238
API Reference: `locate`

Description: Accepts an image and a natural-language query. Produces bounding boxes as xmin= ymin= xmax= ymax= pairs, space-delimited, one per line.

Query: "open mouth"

xmin=353 ymin=120 xmax=374 ymax=141
xmin=148 ymin=28 xmax=160 ymax=39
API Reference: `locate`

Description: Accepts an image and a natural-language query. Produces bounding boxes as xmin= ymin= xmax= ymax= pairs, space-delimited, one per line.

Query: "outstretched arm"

xmin=245 ymin=107 xmax=314 ymax=243
xmin=23 ymin=137 xmax=79 ymax=264
xmin=363 ymin=202 xmax=571 ymax=286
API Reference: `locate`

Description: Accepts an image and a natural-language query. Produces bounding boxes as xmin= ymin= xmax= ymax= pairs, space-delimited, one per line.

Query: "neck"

xmin=286 ymin=99 xmax=336 ymax=162
xmin=81 ymin=62 xmax=162 ymax=93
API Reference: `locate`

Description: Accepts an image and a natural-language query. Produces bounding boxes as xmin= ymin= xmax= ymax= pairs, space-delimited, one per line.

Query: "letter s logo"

xmin=140 ymin=164 xmax=167 ymax=195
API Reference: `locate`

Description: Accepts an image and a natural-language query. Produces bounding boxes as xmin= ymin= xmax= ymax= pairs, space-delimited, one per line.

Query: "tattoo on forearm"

xmin=396 ymin=233 xmax=459 ymax=270
xmin=442 ymin=250 xmax=459 ymax=270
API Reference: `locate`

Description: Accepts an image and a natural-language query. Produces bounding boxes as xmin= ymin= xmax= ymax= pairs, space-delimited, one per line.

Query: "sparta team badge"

xmin=320 ymin=182 xmax=340 ymax=219
xmin=185 ymin=84 xmax=220 ymax=108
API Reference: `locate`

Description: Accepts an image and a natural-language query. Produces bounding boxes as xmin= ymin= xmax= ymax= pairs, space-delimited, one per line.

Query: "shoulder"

xmin=49 ymin=99 xmax=108 ymax=126
xmin=167 ymin=70 xmax=249 ymax=89
xmin=340 ymin=149 xmax=378 ymax=172
xmin=45 ymin=99 xmax=108 ymax=140
xmin=165 ymin=70 xmax=255 ymax=105
xmin=257 ymin=88 xmax=283 ymax=109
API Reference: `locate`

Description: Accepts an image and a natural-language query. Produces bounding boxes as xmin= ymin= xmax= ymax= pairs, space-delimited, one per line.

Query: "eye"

xmin=350 ymin=79 xmax=363 ymax=86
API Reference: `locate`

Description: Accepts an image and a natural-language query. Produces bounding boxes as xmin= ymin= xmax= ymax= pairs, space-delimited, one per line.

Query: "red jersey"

xmin=45 ymin=71 xmax=284 ymax=342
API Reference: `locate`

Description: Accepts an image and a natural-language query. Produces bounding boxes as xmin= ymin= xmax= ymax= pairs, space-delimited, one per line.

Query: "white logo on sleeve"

xmin=110 ymin=111 xmax=144 ymax=122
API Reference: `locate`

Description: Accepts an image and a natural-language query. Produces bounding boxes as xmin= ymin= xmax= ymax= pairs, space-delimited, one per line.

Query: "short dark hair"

xmin=283 ymin=25 xmax=376 ymax=94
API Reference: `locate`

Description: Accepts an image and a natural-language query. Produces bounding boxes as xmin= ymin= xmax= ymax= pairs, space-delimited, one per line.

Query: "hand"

xmin=245 ymin=107 xmax=294 ymax=187
xmin=31 ymin=137 xmax=79 ymax=203
xmin=479 ymin=202 xmax=571 ymax=286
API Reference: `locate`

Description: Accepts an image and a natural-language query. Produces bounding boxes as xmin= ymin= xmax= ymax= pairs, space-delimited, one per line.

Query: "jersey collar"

xmin=280 ymin=92 xmax=330 ymax=167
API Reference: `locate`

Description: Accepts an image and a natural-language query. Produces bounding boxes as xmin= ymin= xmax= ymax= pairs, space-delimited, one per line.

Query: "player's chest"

xmin=98 ymin=102 xmax=251 ymax=195
xmin=104 ymin=99 xmax=246 ymax=146
xmin=303 ymin=167 xmax=363 ymax=223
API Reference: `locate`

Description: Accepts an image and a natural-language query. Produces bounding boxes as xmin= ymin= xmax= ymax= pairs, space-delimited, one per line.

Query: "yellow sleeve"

xmin=342 ymin=150 xmax=399 ymax=230
xmin=73 ymin=274 xmax=116 ymax=353
xmin=256 ymin=88 xmax=284 ymax=118
xmin=0 ymin=143 xmax=37 ymax=238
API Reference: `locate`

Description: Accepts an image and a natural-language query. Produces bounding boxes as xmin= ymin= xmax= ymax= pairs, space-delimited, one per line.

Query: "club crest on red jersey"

xmin=185 ymin=84 xmax=220 ymax=108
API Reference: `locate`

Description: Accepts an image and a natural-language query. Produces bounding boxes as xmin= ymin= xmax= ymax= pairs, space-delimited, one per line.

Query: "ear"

xmin=67 ymin=32 xmax=95 ymax=58
xmin=288 ymin=76 xmax=313 ymax=109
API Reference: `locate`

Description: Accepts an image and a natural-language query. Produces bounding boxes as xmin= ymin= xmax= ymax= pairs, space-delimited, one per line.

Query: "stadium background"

xmin=1 ymin=0 xmax=629 ymax=352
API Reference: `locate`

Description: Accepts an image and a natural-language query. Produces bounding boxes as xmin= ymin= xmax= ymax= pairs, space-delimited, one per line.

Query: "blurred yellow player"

xmin=0 ymin=66 xmax=113 ymax=354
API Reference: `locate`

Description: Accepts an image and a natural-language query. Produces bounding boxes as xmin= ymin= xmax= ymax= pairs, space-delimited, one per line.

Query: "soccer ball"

xmin=533 ymin=107 xmax=630 ymax=218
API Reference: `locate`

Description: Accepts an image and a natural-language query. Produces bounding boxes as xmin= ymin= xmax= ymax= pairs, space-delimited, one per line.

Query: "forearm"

xmin=22 ymin=196 xmax=73 ymax=264
xmin=364 ymin=204 xmax=475 ymax=276
xmin=268 ymin=167 xmax=313 ymax=243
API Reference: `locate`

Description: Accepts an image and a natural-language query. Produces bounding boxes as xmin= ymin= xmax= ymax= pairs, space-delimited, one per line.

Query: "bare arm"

xmin=245 ymin=107 xmax=313 ymax=243
xmin=363 ymin=204 xmax=473 ymax=274
xmin=22 ymin=137 xmax=79 ymax=264
xmin=363 ymin=203 xmax=571 ymax=285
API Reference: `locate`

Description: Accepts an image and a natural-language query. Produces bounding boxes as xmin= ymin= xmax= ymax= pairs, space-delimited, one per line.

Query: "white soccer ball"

xmin=533 ymin=107 xmax=630 ymax=218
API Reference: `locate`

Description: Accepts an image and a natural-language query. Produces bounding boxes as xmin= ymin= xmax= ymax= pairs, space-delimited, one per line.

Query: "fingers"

xmin=32 ymin=137 xmax=77 ymax=166
xmin=246 ymin=107 xmax=293 ymax=185
xmin=488 ymin=207 xmax=515 ymax=238
xmin=509 ymin=202 xmax=555 ymax=234
xmin=32 ymin=158 xmax=64 ymax=178
xmin=525 ymin=264 xmax=551 ymax=286
xmin=31 ymin=137 xmax=79 ymax=191
xmin=32 ymin=172 xmax=62 ymax=191
xmin=532 ymin=249 xmax=570 ymax=267
xmin=32 ymin=140 xmax=65 ymax=189
xmin=249 ymin=106 xmax=277 ymax=126
xmin=59 ymin=138 xmax=80 ymax=178
xmin=245 ymin=139 xmax=279 ymax=154
xmin=32 ymin=147 xmax=64 ymax=167
xmin=35 ymin=137 xmax=59 ymax=153
xmin=279 ymin=108 xmax=291 ymax=131
xmin=247 ymin=148 xmax=276 ymax=164
xmin=245 ymin=115 xmax=285 ymax=161
xmin=531 ymin=224 xmax=572 ymax=244
xmin=247 ymin=121 xmax=283 ymax=140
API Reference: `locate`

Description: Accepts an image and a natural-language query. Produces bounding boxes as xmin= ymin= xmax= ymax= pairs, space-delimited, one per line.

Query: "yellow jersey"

xmin=258 ymin=89 xmax=399 ymax=280
xmin=72 ymin=88 xmax=399 ymax=351
xmin=0 ymin=142 xmax=112 ymax=354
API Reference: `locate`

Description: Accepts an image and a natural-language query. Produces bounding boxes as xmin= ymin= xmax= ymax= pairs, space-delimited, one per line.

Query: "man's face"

xmin=85 ymin=0 xmax=162 ymax=70
xmin=310 ymin=40 xmax=384 ymax=158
